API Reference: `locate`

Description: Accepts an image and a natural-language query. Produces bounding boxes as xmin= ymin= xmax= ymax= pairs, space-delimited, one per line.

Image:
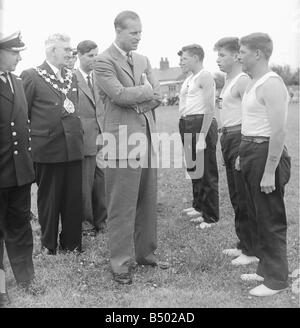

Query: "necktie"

xmin=126 ymin=53 xmax=134 ymax=72
xmin=0 ymin=72 xmax=13 ymax=95
xmin=87 ymin=75 xmax=94 ymax=98
xmin=56 ymin=70 xmax=63 ymax=82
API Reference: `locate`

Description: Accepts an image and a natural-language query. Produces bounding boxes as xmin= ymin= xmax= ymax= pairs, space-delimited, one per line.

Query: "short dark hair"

xmin=114 ymin=11 xmax=140 ymax=29
xmin=214 ymin=37 xmax=239 ymax=53
xmin=178 ymin=44 xmax=204 ymax=62
xmin=77 ymin=40 xmax=98 ymax=55
xmin=240 ymin=33 xmax=273 ymax=60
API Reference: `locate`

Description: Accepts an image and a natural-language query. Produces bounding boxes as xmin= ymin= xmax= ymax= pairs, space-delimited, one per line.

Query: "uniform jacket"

xmin=20 ymin=61 xmax=84 ymax=163
xmin=94 ymin=44 xmax=161 ymax=160
xmin=75 ymin=69 xmax=104 ymax=156
xmin=0 ymin=73 xmax=35 ymax=188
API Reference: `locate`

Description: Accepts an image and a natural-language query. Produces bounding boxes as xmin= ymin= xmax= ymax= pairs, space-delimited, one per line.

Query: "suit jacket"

xmin=94 ymin=44 xmax=161 ymax=160
xmin=0 ymin=73 xmax=35 ymax=188
xmin=20 ymin=61 xmax=84 ymax=163
xmin=75 ymin=69 xmax=104 ymax=156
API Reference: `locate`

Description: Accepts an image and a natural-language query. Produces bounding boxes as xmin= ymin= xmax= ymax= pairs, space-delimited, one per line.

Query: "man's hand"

xmin=260 ymin=171 xmax=276 ymax=194
xmin=141 ymin=73 xmax=153 ymax=90
xmin=235 ymin=156 xmax=241 ymax=171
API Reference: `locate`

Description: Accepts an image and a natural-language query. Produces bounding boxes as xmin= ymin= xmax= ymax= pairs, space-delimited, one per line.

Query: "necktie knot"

xmin=126 ymin=53 xmax=133 ymax=67
xmin=56 ymin=70 xmax=63 ymax=82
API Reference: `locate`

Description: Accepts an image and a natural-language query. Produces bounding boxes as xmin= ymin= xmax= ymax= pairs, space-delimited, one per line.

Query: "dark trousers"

xmin=240 ymin=141 xmax=291 ymax=290
xmin=220 ymin=131 xmax=254 ymax=255
xmin=35 ymin=161 xmax=82 ymax=252
xmin=0 ymin=184 xmax=34 ymax=284
xmin=179 ymin=116 xmax=219 ymax=223
xmin=82 ymin=156 xmax=107 ymax=230
xmin=93 ymin=165 xmax=107 ymax=229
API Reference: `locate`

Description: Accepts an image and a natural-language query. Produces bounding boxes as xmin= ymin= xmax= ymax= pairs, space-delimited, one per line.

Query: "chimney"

xmin=160 ymin=57 xmax=170 ymax=70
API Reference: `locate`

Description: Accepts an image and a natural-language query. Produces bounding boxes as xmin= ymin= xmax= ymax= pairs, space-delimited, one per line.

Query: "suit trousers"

xmin=240 ymin=141 xmax=291 ymax=290
xmin=0 ymin=184 xmax=34 ymax=284
xmin=105 ymin=125 xmax=157 ymax=274
xmin=220 ymin=131 xmax=254 ymax=256
xmin=82 ymin=156 xmax=107 ymax=230
xmin=35 ymin=161 xmax=82 ymax=252
xmin=179 ymin=116 xmax=219 ymax=223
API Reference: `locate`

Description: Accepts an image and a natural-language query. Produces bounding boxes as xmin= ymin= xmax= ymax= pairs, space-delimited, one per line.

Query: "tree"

xmin=271 ymin=65 xmax=299 ymax=86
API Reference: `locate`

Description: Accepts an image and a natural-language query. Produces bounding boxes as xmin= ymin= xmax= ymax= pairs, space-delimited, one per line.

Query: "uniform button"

xmin=28 ymin=119 xmax=30 ymax=123
xmin=14 ymin=150 xmax=18 ymax=155
xmin=12 ymin=132 xmax=17 ymax=136
xmin=29 ymin=137 xmax=31 ymax=141
xmin=28 ymin=129 xmax=31 ymax=133
xmin=11 ymin=122 xmax=15 ymax=126
xmin=28 ymin=147 xmax=31 ymax=151
xmin=14 ymin=141 xmax=18 ymax=145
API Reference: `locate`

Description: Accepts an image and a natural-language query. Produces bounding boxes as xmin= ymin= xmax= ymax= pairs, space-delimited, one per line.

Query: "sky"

xmin=1 ymin=0 xmax=299 ymax=75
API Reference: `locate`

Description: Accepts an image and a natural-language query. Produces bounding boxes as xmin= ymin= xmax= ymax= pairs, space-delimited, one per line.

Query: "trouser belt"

xmin=218 ymin=124 xmax=241 ymax=134
xmin=241 ymin=135 xmax=270 ymax=143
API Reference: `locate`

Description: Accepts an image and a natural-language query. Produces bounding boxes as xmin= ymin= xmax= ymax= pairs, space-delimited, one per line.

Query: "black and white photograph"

xmin=0 ymin=0 xmax=299 ymax=311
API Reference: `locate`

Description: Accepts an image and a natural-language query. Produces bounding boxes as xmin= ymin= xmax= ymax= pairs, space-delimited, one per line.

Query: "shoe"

xmin=18 ymin=279 xmax=46 ymax=296
xmin=222 ymin=248 xmax=242 ymax=257
xmin=231 ymin=254 xmax=259 ymax=266
xmin=113 ymin=272 xmax=133 ymax=285
xmin=40 ymin=246 xmax=56 ymax=255
xmin=241 ymin=273 xmax=264 ymax=282
xmin=0 ymin=292 xmax=10 ymax=308
xmin=249 ymin=284 xmax=288 ymax=297
xmin=186 ymin=209 xmax=202 ymax=218
xmin=96 ymin=222 xmax=107 ymax=234
xmin=196 ymin=222 xmax=216 ymax=230
xmin=182 ymin=207 xmax=194 ymax=213
xmin=190 ymin=216 xmax=204 ymax=223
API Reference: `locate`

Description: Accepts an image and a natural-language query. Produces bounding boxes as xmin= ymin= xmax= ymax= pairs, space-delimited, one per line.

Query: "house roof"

xmin=152 ymin=67 xmax=185 ymax=82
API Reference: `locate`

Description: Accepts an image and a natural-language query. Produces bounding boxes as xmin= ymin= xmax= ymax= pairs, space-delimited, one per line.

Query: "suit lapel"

xmin=37 ymin=61 xmax=64 ymax=99
xmin=0 ymin=78 xmax=14 ymax=103
xmin=76 ymin=69 xmax=95 ymax=106
xmin=10 ymin=75 xmax=22 ymax=121
xmin=109 ymin=44 xmax=135 ymax=84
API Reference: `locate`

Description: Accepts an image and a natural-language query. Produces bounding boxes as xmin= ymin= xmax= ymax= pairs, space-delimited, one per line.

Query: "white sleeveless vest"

xmin=241 ymin=71 xmax=289 ymax=137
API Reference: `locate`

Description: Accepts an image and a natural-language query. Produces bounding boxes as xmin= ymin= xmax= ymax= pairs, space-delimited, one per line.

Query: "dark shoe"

xmin=96 ymin=222 xmax=107 ymax=234
xmin=40 ymin=246 xmax=56 ymax=255
xmin=113 ymin=272 xmax=133 ymax=285
xmin=0 ymin=292 xmax=10 ymax=308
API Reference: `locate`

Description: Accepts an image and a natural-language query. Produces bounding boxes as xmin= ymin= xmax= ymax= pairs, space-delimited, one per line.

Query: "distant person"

xmin=94 ymin=10 xmax=169 ymax=285
xmin=214 ymin=37 xmax=258 ymax=265
xmin=178 ymin=44 xmax=219 ymax=229
xmin=21 ymin=33 xmax=84 ymax=255
xmin=0 ymin=31 xmax=35 ymax=306
xmin=238 ymin=33 xmax=291 ymax=297
xmin=65 ymin=49 xmax=77 ymax=71
xmin=75 ymin=40 xmax=107 ymax=236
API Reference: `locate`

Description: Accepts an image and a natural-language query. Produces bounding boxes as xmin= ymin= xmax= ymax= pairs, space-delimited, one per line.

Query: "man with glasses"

xmin=21 ymin=33 xmax=84 ymax=255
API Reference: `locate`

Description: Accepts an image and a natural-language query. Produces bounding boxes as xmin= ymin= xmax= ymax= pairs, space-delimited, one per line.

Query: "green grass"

xmin=3 ymin=104 xmax=300 ymax=308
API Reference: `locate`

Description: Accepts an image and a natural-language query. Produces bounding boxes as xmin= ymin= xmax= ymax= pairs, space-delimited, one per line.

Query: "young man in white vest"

xmin=178 ymin=44 xmax=219 ymax=229
xmin=214 ymin=37 xmax=258 ymax=266
xmin=238 ymin=33 xmax=291 ymax=297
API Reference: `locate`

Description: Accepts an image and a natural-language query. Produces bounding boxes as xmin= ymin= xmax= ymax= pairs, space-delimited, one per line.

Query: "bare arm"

xmin=260 ymin=77 xmax=288 ymax=193
xmin=199 ymin=71 xmax=215 ymax=137
xmin=93 ymin=57 xmax=154 ymax=107
xmin=236 ymin=74 xmax=250 ymax=99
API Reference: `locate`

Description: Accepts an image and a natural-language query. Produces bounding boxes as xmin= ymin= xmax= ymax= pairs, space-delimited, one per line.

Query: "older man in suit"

xmin=0 ymin=31 xmax=35 ymax=306
xmin=21 ymin=33 xmax=84 ymax=255
xmin=75 ymin=40 xmax=107 ymax=236
xmin=94 ymin=10 xmax=169 ymax=284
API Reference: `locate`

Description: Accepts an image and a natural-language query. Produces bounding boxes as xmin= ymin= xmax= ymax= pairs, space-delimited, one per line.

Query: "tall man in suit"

xmin=75 ymin=40 xmax=107 ymax=236
xmin=21 ymin=33 xmax=84 ymax=255
xmin=0 ymin=31 xmax=35 ymax=306
xmin=94 ymin=11 xmax=168 ymax=284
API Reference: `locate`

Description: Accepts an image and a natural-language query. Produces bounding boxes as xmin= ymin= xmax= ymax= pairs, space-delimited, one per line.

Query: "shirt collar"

xmin=46 ymin=60 xmax=60 ymax=75
xmin=113 ymin=42 xmax=128 ymax=57
xmin=78 ymin=67 xmax=91 ymax=81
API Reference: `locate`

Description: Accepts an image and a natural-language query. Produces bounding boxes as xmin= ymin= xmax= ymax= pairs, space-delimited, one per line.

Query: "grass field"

xmin=3 ymin=104 xmax=300 ymax=308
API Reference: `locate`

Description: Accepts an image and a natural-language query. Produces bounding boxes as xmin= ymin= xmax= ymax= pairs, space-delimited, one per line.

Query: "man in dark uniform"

xmin=21 ymin=33 xmax=84 ymax=255
xmin=0 ymin=31 xmax=35 ymax=307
